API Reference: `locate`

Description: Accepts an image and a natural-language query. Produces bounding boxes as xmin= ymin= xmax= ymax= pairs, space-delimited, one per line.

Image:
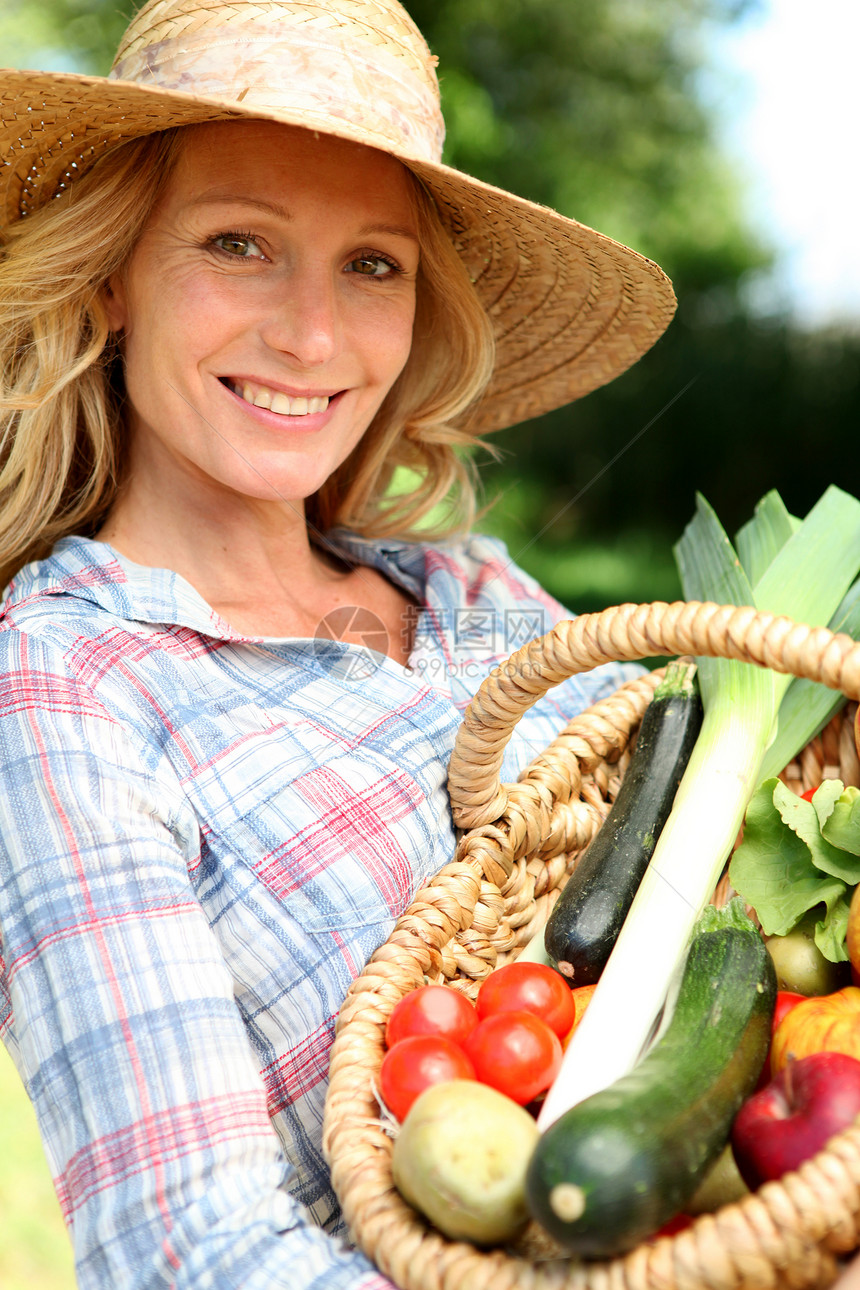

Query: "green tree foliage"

xmin=0 ymin=0 xmax=132 ymax=71
xmin=409 ymin=0 xmax=767 ymax=290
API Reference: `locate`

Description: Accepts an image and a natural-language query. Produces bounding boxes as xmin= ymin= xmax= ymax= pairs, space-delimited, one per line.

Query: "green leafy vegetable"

xmin=731 ymin=778 xmax=860 ymax=959
xmin=731 ymin=779 xmax=847 ymax=938
xmin=814 ymin=894 xmax=852 ymax=963
xmin=821 ymin=786 xmax=860 ymax=856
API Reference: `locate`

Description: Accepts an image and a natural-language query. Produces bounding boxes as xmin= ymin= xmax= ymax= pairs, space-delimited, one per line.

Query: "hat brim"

xmin=0 ymin=67 xmax=676 ymax=433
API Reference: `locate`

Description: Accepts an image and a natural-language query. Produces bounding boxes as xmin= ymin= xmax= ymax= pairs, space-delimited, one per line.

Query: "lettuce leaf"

xmin=821 ymin=787 xmax=860 ymax=857
xmin=730 ymin=777 xmax=860 ymax=959
xmin=814 ymin=893 xmax=852 ymax=963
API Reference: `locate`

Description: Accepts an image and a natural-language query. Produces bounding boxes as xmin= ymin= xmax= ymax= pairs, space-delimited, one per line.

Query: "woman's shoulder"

xmin=330 ymin=528 xmax=569 ymax=621
xmin=1 ymin=535 xmax=244 ymax=646
xmin=0 ymin=537 xmax=109 ymax=651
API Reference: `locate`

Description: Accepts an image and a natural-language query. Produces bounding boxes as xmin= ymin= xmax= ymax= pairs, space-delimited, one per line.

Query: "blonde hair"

xmin=0 ymin=127 xmax=495 ymax=589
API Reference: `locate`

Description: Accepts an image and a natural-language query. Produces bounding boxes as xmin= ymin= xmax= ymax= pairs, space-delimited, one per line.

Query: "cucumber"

xmin=525 ymin=901 xmax=776 ymax=1258
xmin=543 ymin=658 xmax=702 ymax=985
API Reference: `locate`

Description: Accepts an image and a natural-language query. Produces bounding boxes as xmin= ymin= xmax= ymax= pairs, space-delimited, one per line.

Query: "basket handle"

xmin=448 ymin=599 xmax=860 ymax=830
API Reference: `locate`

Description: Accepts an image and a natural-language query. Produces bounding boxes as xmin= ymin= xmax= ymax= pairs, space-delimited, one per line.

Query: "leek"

xmin=537 ymin=485 xmax=860 ymax=1132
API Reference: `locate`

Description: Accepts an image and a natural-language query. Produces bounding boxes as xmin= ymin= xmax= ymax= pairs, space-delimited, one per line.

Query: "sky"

xmin=710 ymin=0 xmax=860 ymax=327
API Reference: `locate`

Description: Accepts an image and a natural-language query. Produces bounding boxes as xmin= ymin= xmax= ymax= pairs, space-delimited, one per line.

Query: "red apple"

xmin=731 ymin=1052 xmax=860 ymax=1189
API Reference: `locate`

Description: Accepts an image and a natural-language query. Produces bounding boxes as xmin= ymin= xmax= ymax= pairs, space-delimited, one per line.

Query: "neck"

xmin=97 ymin=467 xmax=351 ymax=617
xmin=94 ymin=429 xmax=416 ymax=652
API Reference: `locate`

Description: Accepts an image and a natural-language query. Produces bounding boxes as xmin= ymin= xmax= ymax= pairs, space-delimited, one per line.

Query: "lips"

xmin=222 ymin=377 xmax=333 ymax=417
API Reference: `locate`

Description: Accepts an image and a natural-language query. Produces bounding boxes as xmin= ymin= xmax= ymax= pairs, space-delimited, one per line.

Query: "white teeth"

xmin=272 ymin=392 xmax=308 ymax=415
xmin=234 ymin=381 xmax=329 ymax=417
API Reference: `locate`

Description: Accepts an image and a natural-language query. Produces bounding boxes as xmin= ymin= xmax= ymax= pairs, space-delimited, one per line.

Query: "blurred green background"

xmin=1 ymin=0 xmax=859 ymax=1284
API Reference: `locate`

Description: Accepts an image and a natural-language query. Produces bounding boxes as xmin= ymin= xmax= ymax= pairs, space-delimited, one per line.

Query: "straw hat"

xmin=0 ymin=0 xmax=677 ymax=434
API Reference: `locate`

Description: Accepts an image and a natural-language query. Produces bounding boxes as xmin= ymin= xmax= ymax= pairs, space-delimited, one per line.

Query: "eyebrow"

xmin=187 ymin=193 xmax=419 ymax=242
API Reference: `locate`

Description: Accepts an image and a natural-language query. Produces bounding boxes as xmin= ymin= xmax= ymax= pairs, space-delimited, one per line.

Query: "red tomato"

xmin=476 ymin=962 xmax=575 ymax=1039
xmin=379 ymin=1035 xmax=475 ymax=1122
xmin=800 ymin=787 xmax=818 ymax=802
xmin=464 ymin=1010 xmax=562 ymax=1105
xmin=651 ymin=1213 xmax=694 ymax=1241
xmin=385 ymin=984 xmax=478 ymax=1049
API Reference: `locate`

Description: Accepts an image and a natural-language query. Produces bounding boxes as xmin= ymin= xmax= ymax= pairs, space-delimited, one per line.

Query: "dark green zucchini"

xmin=525 ymin=901 xmax=776 ymax=1258
xmin=544 ymin=659 xmax=703 ymax=984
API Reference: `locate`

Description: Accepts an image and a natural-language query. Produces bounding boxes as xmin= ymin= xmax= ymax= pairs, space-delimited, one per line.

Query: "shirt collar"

xmin=2 ymin=533 xmax=430 ymax=640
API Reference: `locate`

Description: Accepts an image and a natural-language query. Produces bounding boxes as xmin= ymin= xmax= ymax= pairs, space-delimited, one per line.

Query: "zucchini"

xmin=525 ymin=901 xmax=776 ymax=1258
xmin=543 ymin=658 xmax=703 ymax=985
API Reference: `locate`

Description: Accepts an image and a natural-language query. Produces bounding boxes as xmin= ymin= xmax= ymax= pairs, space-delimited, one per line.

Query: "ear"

xmin=100 ymin=273 xmax=129 ymax=333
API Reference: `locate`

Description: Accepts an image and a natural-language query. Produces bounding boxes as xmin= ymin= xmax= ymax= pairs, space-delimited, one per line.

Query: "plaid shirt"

xmin=0 ymin=531 xmax=637 ymax=1289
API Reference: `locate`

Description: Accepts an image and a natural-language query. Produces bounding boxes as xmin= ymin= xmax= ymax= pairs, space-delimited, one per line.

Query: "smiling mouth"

xmin=222 ymin=378 xmax=332 ymax=416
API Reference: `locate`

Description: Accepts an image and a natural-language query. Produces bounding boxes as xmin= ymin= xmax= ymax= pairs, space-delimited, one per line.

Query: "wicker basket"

xmin=323 ymin=600 xmax=860 ymax=1290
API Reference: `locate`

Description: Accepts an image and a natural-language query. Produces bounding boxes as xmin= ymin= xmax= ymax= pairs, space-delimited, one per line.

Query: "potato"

xmin=765 ymin=918 xmax=848 ymax=996
xmin=391 ymin=1079 xmax=539 ymax=1246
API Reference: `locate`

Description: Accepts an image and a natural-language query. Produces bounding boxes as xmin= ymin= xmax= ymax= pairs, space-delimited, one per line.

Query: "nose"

xmin=259 ymin=263 xmax=341 ymax=368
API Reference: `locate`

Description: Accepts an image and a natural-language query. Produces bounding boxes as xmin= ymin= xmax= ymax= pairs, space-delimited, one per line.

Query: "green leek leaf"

xmin=674 ymin=493 xmax=772 ymax=715
xmin=735 ymin=490 xmax=799 ymax=585
xmin=760 ymin=572 xmax=860 ymax=779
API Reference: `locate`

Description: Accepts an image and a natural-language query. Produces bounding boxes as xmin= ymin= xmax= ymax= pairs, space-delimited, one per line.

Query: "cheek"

xmin=122 ymin=281 xmax=211 ymax=382
xmin=369 ymin=299 xmax=416 ymax=383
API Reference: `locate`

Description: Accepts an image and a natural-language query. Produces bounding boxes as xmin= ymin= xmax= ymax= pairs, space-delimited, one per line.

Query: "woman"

xmin=0 ymin=0 xmax=675 ymax=1285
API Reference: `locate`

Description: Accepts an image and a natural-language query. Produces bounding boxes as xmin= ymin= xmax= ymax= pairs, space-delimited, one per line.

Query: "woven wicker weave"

xmin=323 ymin=600 xmax=860 ymax=1290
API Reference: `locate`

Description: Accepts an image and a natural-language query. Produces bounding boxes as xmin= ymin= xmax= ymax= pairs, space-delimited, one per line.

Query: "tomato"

xmin=464 ymin=1010 xmax=562 ymax=1105
xmin=651 ymin=1213 xmax=694 ymax=1241
xmin=771 ymin=985 xmax=860 ymax=1076
xmin=562 ymin=983 xmax=597 ymax=1050
xmin=475 ymin=962 xmax=575 ymax=1039
xmin=385 ymin=984 xmax=478 ymax=1049
xmin=379 ymin=1035 xmax=475 ymax=1122
xmin=800 ymin=787 xmax=818 ymax=802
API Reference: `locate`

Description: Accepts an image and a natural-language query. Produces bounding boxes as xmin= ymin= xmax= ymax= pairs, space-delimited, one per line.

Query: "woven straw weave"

xmin=323 ymin=600 xmax=860 ymax=1290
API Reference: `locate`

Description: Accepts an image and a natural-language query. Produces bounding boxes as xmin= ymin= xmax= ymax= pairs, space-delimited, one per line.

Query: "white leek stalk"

xmin=537 ymin=486 xmax=860 ymax=1131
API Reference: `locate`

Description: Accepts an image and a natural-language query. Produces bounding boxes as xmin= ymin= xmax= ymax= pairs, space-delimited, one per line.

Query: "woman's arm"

xmin=0 ymin=633 xmax=392 ymax=1290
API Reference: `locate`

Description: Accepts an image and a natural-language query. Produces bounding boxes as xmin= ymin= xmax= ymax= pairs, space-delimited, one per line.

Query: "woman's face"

xmin=103 ymin=120 xmax=419 ymax=514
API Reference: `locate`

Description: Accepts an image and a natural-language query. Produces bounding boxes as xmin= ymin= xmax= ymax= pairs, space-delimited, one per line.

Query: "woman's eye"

xmin=211 ymin=233 xmax=265 ymax=259
xmin=346 ymin=254 xmax=400 ymax=278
